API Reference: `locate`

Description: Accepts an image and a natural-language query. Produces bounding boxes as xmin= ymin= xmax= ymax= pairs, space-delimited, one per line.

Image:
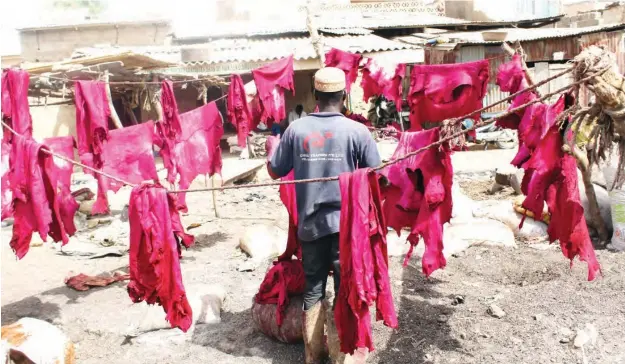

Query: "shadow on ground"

xmin=375 ymin=261 xmax=464 ymax=364
xmin=1 ymin=296 xmax=61 ymax=325
xmin=192 ymin=309 xmax=301 ymax=364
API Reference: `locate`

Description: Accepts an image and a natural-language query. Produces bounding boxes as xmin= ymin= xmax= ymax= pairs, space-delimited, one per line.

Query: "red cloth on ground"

xmin=407 ymin=60 xmax=489 ymax=131
xmin=379 ymin=129 xmax=454 ymax=276
xmin=324 ymin=48 xmax=362 ymax=93
xmin=91 ymin=122 xmax=159 ymax=214
xmin=2 ymin=140 xmax=12 ymax=220
xmin=254 ymin=259 xmax=305 ymax=326
xmin=8 ymin=135 xmax=76 ymax=259
xmin=1 ymin=69 xmax=33 ymax=142
xmin=252 ymin=56 xmax=294 ymax=124
xmin=42 ymin=136 xmax=79 ymax=240
xmin=520 ymin=127 xmax=600 ymax=281
xmin=335 ymin=169 xmax=398 ymax=355
xmin=277 ymin=171 xmax=301 ymax=261
xmin=158 ymin=102 xmax=224 ymax=212
xmin=360 ymin=60 xmax=406 ymax=113
xmin=65 ymin=271 xmax=130 ymax=291
xmin=227 ymin=74 xmax=253 ymax=148
xmin=127 ymin=183 xmax=194 ymax=332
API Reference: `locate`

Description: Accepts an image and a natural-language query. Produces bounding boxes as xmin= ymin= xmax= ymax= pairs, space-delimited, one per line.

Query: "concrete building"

xmin=18 ymin=19 xmax=171 ymax=63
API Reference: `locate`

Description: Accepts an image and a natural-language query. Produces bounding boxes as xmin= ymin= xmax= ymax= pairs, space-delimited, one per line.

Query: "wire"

xmin=169 ymin=66 xmax=608 ymax=194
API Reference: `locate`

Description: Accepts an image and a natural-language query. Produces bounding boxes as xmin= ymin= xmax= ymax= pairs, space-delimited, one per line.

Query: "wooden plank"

xmin=221 ymin=158 xmax=266 ymax=186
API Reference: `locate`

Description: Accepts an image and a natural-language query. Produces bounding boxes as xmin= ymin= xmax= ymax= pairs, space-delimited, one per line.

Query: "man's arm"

xmin=266 ymin=129 xmax=294 ymax=180
xmin=358 ymin=128 xmax=382 ymax=168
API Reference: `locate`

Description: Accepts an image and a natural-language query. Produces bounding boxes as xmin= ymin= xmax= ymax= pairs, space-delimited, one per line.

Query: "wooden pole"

xmin=306 ymin=0 xmax=325 ymax=66
xmin=151 ymin=74 xmax=164 ymax=121
xmin=103 ymin=70 xmax=124 ymax=129
xmin=562 ymin=144 xmax=610 ymax=245
xmin=200 ymin=83 xmax=221 ymax=218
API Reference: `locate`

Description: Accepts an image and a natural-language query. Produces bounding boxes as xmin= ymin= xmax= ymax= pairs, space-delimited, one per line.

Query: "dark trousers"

xmin=301 ymin=233 xmax=340 ymax=310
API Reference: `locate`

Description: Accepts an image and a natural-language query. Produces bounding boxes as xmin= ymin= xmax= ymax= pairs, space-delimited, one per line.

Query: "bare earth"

xmin=2 ymin=150 xmax=625 ymax=364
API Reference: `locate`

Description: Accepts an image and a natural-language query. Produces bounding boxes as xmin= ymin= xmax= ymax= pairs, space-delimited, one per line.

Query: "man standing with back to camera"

xmin=265 ymin=67 xmax=381 ymax=364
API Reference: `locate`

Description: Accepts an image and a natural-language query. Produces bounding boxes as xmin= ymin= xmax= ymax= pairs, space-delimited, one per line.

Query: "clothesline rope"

xmin=3 ymin=65 xmax=606 ymax=196
xmin=170 ymin=66 xmax=608 ymax=194
xmin=1 ymin=120 xmax=136 ymax=187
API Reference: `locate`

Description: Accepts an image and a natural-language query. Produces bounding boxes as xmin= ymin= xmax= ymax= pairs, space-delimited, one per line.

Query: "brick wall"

xmin=20 ymin=22 xmax=171 ymax=62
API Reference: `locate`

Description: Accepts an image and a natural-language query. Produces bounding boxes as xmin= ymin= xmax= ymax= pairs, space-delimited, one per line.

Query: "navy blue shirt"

xmin=269 ymin=112 xmax=381 ymax=242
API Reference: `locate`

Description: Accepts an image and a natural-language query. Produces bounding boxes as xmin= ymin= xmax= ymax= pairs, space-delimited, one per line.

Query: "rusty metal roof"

xmin=180 ymin=34 xmax=415 ymax=65
xmin=426 ymin=23 xmax=625 ymax=46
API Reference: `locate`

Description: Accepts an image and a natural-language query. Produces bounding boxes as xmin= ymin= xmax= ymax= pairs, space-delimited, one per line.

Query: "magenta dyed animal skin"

xmin=335 ymin=169 xmax=397 ymax=355
xmin=360 ymin=59 xmax=406 ymax=113
xmin=520 ymin=127 xmax=601 ymax=280
xmin=74 ymin=81 xmax=110 ymax=170
xmin=324 ymin=48 xmax=362 ymax=93
xmin=407 ymin=60 xmax=489 ymax=131
xmin=227 ymin=74 xmax=253 ymax=148
xmin=252 ymin=56 xmax=295 ymax=124
xmin=127 ymin=183 xmax=194 ymax=332
xmin=495 ymin=56 xmax=601 ymax=281
xmin=2 ymin=69 xmax=33 ymax=141
xmin=42 ymin=136 xmax=80 ymax=241
xmin=255 ymin=259 xmax=305 ymax=326
xmin=158 ymin=102 xmax=224 ymax=212
xmin=91 ymin=121 xmax=160 ymax=214
xmin=379 ymin=128 xmax=454 ymax=276
xmin=8 ymin=135 xmax=77 ymax=259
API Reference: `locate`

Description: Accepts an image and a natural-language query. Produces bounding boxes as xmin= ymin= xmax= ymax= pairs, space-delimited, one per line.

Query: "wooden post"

xmin=562 ymin=144 xmax=610 ymax=245
xmin=306 ymin=0 xmax=325 ymax=66
xmin=103 ymin=70 xmax=124 ymax=129
xmin=501 ymin=42 xmax=541 ymax=97
xmin=151 ymin=74 xmax=164 ymax=121
xmin=199 ymin=83 xmax=221 ymax=218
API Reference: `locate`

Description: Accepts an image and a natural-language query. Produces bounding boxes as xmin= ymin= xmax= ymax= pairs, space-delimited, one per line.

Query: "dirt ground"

xmin=2 ymin=151 xmax=625 ymax=364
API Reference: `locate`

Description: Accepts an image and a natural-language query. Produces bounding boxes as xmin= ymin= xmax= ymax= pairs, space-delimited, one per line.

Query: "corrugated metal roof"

xmin=180 ymin=35 xmax=415 ymax=64
xmin=173 ymin=12 xmax=469 ymax=39
xmin=18 ymin=18 xmax=170 ymax=32
xmin=431 ymin=23 xmax=625 ymax=45
xmin=71 ymin=46 xmax=182 ymax=64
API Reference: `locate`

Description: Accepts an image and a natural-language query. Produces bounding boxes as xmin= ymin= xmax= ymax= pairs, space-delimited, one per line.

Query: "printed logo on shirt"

xmin=300 ymin=130 xmax=343 ymax=162
xmin=302 ymin=131 xmax=334 ymax=152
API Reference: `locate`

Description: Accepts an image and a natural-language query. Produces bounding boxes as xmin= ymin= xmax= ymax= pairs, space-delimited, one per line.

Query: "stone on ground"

xmin=451 ymin=183 xmax=475 ymax=222
xmin=487 ymin=304 xmax=506 ymax=319
xmin=132 ymin=284 xmax=226 ymax=335
xmin=473 ymin=200 xmax=548 ymax=241
xmin=446 ymin=219 xmax=517 ymax=249
xmin=239 ymin=224 xmax=287 ymax=261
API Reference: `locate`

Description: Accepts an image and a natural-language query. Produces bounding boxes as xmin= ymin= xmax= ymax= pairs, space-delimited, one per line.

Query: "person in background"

xmin=288 ymin=104 xmax=307 ymax=125
xmin=264 ymin=67 xmax=381 ymax=364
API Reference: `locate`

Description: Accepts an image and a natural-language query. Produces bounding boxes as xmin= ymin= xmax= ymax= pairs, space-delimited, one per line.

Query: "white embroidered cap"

xmin=313 ymin=67 xmax=345 ymax=93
